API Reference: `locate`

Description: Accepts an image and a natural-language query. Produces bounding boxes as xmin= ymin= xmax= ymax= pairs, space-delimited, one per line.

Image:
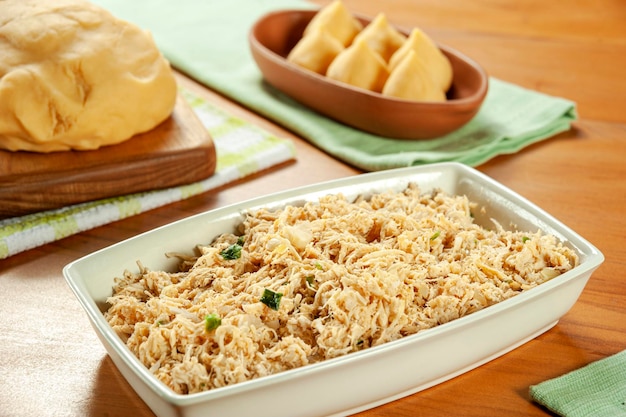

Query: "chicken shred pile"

xmin=105 ymin=184 xmax=579 ymax=394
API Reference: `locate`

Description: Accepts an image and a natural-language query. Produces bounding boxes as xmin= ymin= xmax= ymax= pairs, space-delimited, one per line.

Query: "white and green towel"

xmin=0 ymin=89 xmax=295 ymax=260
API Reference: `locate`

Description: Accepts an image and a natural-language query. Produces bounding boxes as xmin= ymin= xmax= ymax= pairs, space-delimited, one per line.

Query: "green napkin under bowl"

xmin=530 ymin=350 xmax=626 ymax=417
xmin=92 ymin=0 xmax=577 ymax=171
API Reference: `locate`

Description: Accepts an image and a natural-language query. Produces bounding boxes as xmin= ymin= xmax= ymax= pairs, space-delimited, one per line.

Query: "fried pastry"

xmin=352 ymin=13 xmax=407 ymax=61
xmin=389 ymin=27 xmax=453 ymax=92
xmin=383 ymin=50 xmax=446 ymax=101
xmin=303 ymin=0 xmax=363 ymax=47
xmin=287 ymin=28 xmax=344 ymax=75
xmin=326 ymin=38 xmax=390 ymax=92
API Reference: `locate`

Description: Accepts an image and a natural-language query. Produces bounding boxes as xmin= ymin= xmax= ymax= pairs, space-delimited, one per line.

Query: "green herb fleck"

xmin=306 ymin=275 xmax=315 ymax=289
xmin=522 ymin=236 xmax=530 ymax=243
xmin=220 ymin=237 xmax=244 ymax=260
xmin=205 ymin=313 xmax=222 ymax=332
xmin=260 ymin=289 xmax=283 ymax=311
xmin=430 ymin=231 xmax=441 ymax=241
xmin=315 ymin=262 xmax=323 ymax=270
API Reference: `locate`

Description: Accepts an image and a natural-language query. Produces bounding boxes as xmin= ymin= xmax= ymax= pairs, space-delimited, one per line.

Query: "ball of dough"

xmin=0 ymin=0 xmax=177 ymax=152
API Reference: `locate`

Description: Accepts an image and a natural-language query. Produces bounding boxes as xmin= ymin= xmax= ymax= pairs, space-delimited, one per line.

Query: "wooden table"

xmin=2 ymin=1 xmax=625 ymax=416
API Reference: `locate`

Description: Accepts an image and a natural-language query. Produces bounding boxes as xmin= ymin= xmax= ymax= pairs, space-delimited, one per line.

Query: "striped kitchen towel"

xmin=0 ymin=88 xmax=295 ymax=260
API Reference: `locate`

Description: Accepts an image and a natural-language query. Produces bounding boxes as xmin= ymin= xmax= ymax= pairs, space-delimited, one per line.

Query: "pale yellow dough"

xmin=0 ymin=0 xmax=177 ymax=152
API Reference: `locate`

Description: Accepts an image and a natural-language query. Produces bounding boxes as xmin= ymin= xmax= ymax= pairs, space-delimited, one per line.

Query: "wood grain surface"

xmin=0 ymin=95 xmax=216 ymax=218
xmin=1 ymin=1 xmax=625 ymax=417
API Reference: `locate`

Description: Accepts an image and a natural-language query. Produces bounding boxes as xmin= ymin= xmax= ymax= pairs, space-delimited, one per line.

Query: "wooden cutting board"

xmin=0 ymin=95 xmax=216 ymax=219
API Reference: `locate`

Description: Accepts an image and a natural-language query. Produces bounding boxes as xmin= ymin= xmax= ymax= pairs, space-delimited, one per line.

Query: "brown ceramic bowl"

xmin=249 ymin=9 xmax=489 ymax=139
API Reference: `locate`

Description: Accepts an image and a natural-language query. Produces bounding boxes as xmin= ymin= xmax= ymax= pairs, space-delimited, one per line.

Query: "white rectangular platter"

xmin=63 ymin=162 xmax=604 ymax=417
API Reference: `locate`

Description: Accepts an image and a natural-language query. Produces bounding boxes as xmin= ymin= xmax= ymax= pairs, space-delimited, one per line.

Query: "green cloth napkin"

xmin=92 ymin=0 xmax=577 ymax=171
xmin=529 ymin=350 xmax=626 ymax=417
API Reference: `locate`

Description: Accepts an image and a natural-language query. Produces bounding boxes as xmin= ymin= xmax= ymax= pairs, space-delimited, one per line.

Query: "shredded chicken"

xmin=104 ymin=184 xmax=579 ymax=394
